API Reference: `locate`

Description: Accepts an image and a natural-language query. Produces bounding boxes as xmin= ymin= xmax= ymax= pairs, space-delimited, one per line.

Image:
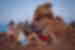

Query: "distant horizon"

xmin=0 ymin=20 xmax=72 ymax=32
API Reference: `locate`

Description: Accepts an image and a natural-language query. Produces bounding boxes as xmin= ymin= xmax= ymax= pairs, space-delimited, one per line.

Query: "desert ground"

xmin=0 ymin=32 xmax=73 ymax=50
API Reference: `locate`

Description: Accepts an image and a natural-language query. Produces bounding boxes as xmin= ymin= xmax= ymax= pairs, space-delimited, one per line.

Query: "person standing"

xmin=16 ymin=22 xmax=30 ymax=48
xmin=7 ymin=21 xmax=16 ymax=42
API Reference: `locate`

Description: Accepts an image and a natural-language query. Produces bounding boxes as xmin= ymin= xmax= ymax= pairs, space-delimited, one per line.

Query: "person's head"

xmin=56 ymin=16 xmax=64 ymax=23
xmin=71 ymin=21 xmax=75 ymax=28
xmin=8 ymin=21 xmax=15 ymax=29
xmin=56 ymin=16 xmax=64 ymax=29
xmin=17 ymin=22 xmax=24 ymax=32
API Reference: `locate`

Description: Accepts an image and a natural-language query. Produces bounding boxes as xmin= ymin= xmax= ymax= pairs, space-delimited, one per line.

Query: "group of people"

xmin=7 ymin=3 xmax=65 ymax=48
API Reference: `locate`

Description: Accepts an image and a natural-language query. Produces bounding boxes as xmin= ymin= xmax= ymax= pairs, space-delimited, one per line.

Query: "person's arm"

xmin=48 ymin=32 xmax=57 ymax=44
xmin=28 ymin=34 xmax=33 ymax=41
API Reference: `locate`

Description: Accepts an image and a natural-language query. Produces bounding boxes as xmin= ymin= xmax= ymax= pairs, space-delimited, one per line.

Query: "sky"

xmin=0 ymin=0 xmax=74 ymax=24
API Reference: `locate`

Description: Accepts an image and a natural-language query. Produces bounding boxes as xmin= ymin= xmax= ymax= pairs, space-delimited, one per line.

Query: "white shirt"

xmin=18 ymin=32 xmax=29 ymax=46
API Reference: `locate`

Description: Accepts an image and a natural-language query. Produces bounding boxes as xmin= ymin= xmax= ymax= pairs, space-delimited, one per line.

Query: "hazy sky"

xmin=0 ymin=0 xmax=74 ymax=24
